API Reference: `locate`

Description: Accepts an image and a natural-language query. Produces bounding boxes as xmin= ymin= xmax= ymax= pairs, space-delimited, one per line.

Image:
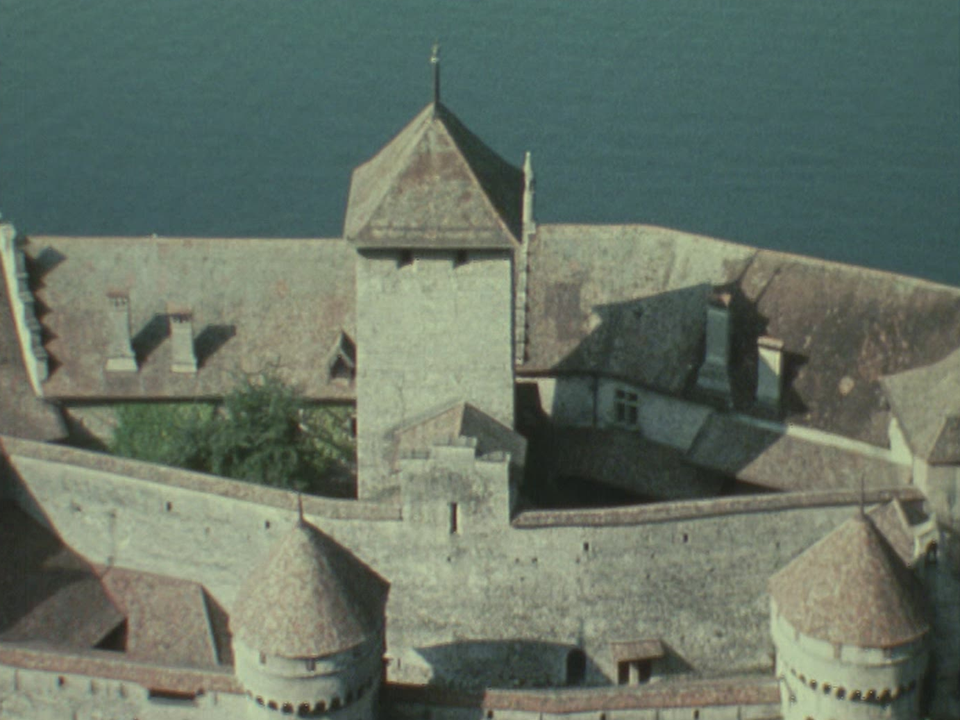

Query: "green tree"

xmin=109 ymin=374 xmax=355 ymax=496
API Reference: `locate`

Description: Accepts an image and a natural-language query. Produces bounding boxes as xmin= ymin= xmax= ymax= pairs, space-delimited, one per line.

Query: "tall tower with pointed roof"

xmin=768 ymin=512 xmax=930 ymax=720
xmin=344 ymin=52 xmax=523 ymax=499
xmin=231 ymin=518 xmax=389 ymax=719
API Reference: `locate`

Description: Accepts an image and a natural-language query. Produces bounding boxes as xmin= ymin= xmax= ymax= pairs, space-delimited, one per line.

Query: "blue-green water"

xmin=2 ymin=1 xmax=958 ymax=284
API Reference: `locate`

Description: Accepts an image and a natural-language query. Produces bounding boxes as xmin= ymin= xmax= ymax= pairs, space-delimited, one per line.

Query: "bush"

xmin=109 ymin=375 xmax=355 ymax=496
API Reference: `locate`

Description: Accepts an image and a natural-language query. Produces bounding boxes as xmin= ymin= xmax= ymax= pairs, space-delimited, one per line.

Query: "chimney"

xmin=522 ymin=151 xmax=536 ymax=239
xmin=696 ymin=290 xmax=732 ymax=400
xmin=105 ymin=292 xmax=137 ymax=372
xmin=167 ymin=305 xmax=197 ymax=374
xmin=756 ymin=336 xmax=784 ymax=412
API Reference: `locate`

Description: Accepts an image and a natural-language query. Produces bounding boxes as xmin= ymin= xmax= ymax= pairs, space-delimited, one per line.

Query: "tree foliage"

xmin=109 ymin=374 xmax=355 ymax=496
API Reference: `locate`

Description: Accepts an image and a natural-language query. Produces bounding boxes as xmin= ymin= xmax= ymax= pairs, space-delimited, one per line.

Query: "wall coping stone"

xmin=513 ymin=487 xmax=924 ymax=528
xmin=0 ymin=435 xmax=400 ymax=521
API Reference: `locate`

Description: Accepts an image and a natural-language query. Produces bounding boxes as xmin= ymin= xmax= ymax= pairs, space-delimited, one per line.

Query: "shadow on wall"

xmin=416 ymin=640 xmax=610 ymax=690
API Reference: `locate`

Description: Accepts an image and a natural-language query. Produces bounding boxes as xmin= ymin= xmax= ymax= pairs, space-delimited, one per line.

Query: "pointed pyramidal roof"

xmin=231 ymin=519 xmax=388 ymax=658
xmin=344 ymin=102 xmax=523 ymax=249
xmin=768 ymin=513 xmax=929 ymax=649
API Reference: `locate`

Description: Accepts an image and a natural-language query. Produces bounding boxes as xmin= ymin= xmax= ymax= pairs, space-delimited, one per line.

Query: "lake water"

xmin=1 ymin=0 xmax=958 ymax=285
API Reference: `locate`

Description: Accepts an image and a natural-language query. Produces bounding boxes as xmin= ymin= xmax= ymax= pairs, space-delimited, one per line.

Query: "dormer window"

xmin=327 ymin=332 xmax=357 ymax=384
xmin=614 ymin=389 xmax=639 ymax=426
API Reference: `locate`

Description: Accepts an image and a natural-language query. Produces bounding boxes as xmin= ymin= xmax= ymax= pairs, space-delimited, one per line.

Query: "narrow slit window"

xmin=449 ymin=502 xmax=459 ymax=535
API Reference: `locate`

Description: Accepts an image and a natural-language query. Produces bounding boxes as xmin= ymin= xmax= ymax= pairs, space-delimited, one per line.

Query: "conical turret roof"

xmin=769 ymin=513 xmax=928 ymax=648
xmin=231 ymin=519 xmax=388 ymax=658
xmin=344 ymin=102 xmax=523 ymax=249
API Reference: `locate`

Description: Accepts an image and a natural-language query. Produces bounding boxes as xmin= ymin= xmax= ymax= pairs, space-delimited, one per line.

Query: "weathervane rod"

xmin=430 ymin=42 xmax=441 ymax=107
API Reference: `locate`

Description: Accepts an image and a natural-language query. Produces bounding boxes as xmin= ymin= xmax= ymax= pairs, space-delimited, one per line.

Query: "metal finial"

xmin=430 ymin=42 xmax=441 ymax=107
xmin=297 ymin=492 xmax=305 ymax=526
xmin=859 ymin=476 xmax=866 ymax=516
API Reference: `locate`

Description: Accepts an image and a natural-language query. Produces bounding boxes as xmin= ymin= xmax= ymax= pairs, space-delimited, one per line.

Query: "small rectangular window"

xmin=614 ymin=389 xmax=639 ymax=426
xmin=398 ymin=250 xmax=414 ymax=268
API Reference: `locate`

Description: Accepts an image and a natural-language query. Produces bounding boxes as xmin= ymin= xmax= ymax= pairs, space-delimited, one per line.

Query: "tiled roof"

xmin=686 ymin=414 xmax=911 ymax=491
xmin=99 ymin=567 xmax=221 ymax=668
xmin=522 ymin=224 xmax=960 ymax=447
xmin=0 ymin=263 xmax=64 ymax=440
xmin=881 ymin=347 xmax=960 ymax=462
xmin=393 ymin=400 xmax=527 ymax=468
xmin=768 ymin=513 xmax=929 ymax=648
xmin=23 ymin=235 xmax=356 ymax=401
xmin=0 ymin=502 xmax=123 ymax=648
xmin=231 ymin=519 xmax=388 ymax=658
xmin=385 ymin=675 xmax=779 ymax=712
xmin=866 ymin=499 xmax=917 ymax=568
xmin=344 ymin=103 xmax=522 ymax=249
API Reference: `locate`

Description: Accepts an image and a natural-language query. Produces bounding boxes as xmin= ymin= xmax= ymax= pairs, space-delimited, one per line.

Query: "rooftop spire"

xmin=430 ymin=43 xmax=441 ymax=108
xmin=859 ymin=475 xmax=866 ymax=517
xmin=296 ymin=492 xmax=305 ymax=526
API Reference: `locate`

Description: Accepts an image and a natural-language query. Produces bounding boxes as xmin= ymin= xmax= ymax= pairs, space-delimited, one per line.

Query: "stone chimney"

xmin=167 ymin=305 xmax=197 ymax=374
xmin=105 ymin=292 xmax=137 ymax=372
xmin=756 ymin=336 xmax=784 ymax=412
xmin=696 ymin=290 xmax=732 ymax=400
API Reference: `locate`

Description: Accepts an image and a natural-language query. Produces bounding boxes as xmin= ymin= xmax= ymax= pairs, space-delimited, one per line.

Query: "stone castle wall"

xmin=0 ymin=436 xmax=887 ymax=692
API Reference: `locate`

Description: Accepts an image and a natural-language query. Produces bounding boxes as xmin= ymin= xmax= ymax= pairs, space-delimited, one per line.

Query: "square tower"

xmin=344 ymin=101 xmax=523 ymax=500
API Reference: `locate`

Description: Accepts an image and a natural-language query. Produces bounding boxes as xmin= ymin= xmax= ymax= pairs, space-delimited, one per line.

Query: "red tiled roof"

xmin=769 ymin=513 xmax=929 ymax=648
xmin=231 ymin=520 xmax=388 ymax=658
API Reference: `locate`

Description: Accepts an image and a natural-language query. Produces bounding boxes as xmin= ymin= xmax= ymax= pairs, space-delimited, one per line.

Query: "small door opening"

xmin=566 ymin=649 xmax=586 ymax=685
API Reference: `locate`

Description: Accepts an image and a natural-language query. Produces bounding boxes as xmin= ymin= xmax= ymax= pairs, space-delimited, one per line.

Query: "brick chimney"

xmin=756 ymin=336 xmax=784 ymax=412
xmin=105 ymin=292 xmax=137 ymax=372
xmin=167 ymin=305 xmax=197 ymax=374
xmin=696 ymin=290 xmax=732 ymax=401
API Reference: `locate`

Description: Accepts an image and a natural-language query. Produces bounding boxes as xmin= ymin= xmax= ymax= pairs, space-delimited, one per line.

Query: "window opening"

xmin=617 ymin=659 xmax=652 ymax=685
xmin=614 ymin=389 xmax=639 ymax=425
xmin=566 ymin=649 xmax=587 ymax=685
xmin=449 ymin=502 xmax=459 ymax=535
xmin=398 ymin=250 xmax=414 ymax=268
xmin=454 ymin=250 xmax=469 ymax=267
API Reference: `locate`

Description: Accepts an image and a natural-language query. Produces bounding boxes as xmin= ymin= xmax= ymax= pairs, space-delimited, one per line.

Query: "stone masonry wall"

xmin=355 ymin=250 xmax=515 ymax=500
xmin=0 ymin=437 xmax=928 ymax=696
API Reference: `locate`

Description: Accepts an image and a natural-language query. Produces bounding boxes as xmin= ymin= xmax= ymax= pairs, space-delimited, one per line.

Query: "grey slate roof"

xmin=344 ymin=103 xmax=523 ymax=249
xmin=881 ymin=347 xmax=960 ymax=463
xmin=768 ymin=513 xmax=929 ymax=648
xmin=23 ymin=235 xmax=356 ymax=401
xmin=231 ymin=519 xmax=388 ymax=658
xmin=522 ymin=224 xmax=960 ymax=446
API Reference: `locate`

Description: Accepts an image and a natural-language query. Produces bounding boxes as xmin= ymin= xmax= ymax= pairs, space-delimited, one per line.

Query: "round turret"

xmin=769 ymin=513 xmax=930 ymax=720
xmin=231 ymin=518 xmax=388 ymax=719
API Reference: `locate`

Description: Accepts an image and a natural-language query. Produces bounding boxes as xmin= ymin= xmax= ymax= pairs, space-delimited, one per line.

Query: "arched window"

xmin=282 ymin=703 xmax=294 ymax=714
xmin=851 ymin=690 xmax=862 ymax=701
xmin=836 ymin=687 xmax=846 ymax=699
xmin=298 ymin=703 xmax=311 ymax=717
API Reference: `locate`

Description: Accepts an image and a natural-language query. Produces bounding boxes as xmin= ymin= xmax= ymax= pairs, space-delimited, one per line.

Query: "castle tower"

xmin=769 ymin=512 xmax=930 ymax=720
xmin=231 ymin=517 xmax=389 ymax=719
xmin=343 ymin=57 xmax=523 ymax=500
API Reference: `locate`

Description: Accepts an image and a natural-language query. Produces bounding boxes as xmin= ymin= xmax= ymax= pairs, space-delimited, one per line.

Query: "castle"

xmin=1 ymin=56 xmax=959 ymax=720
